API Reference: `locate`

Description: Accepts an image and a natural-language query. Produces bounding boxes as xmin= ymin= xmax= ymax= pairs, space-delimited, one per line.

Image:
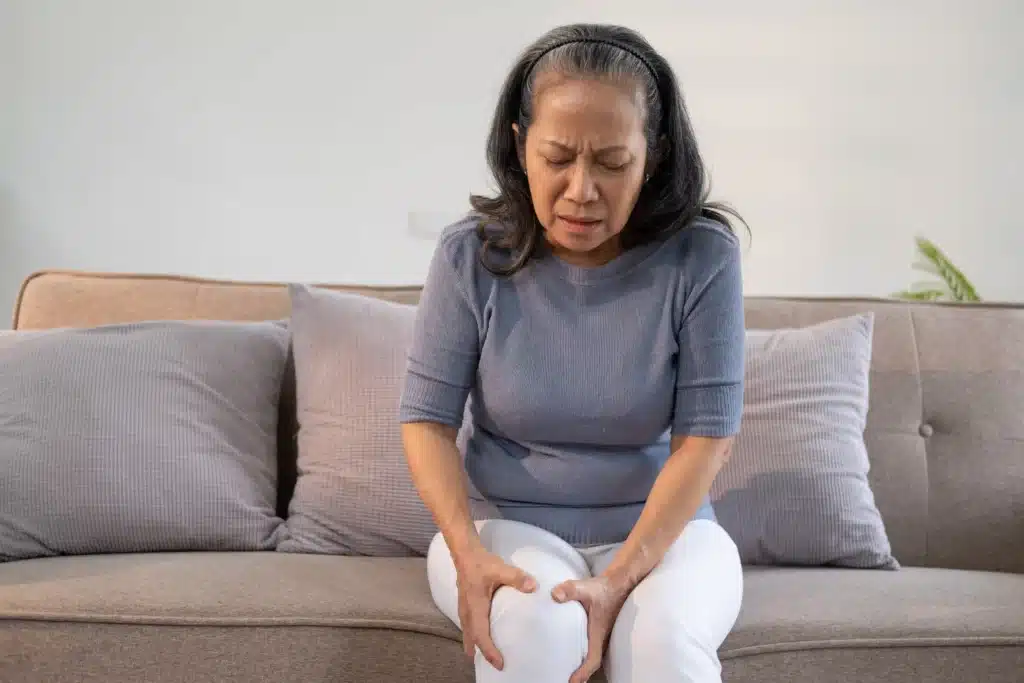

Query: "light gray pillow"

xmin=0 ymin=321 xmax=289 ymax=562
xmin=710 ymin=313 xmax=899 ymax=569
xmin=277 ymin=284 xmax=495 ymax=557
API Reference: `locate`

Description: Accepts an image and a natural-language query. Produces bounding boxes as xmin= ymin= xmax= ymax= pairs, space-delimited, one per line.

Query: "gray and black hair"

xmin=470 ymin=23 xmax=746 ymax=276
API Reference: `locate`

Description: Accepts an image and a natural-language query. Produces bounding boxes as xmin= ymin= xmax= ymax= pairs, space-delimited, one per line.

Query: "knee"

xmin=606 ymin=605 xmax=714 ymax=683
xmin=609 ymin=581 xmax=722 ymax=674
xmin=632 ymin=610 xmax=712 ymax=666
xmin=489 ymin=585 xmax=588 ymax=664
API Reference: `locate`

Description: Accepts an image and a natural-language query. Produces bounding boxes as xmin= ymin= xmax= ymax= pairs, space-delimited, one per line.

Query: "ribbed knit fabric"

xmin=399 ymin=214 xmax=745 ymax=546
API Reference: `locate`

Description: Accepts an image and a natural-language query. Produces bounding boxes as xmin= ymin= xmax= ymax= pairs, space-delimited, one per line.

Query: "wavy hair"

xmin=469 ymin=23 xmax=746 ymax=276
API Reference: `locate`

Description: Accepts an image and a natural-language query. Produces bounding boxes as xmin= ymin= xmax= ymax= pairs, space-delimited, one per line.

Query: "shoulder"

xmin=653 ymin=214 xmax=743 ymax=321
xmin=434 ymin=213 xmax=485 ymax=269
xmin=669 ymin=214 xmax=742 ymax=271
xmin=649 ymin=213 xmax=742 ymax=290
xmin=427 ymin=213 xmax=500 ymax=301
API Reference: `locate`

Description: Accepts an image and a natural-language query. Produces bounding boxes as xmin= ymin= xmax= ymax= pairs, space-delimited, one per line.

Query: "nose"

xmin=563 ymin=160 xmax=599 ymax=204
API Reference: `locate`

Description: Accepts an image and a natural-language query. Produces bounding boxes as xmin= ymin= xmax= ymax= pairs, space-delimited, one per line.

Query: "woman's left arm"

xmin=601 ymin=226 xmax=746 ymax=591
xmin=600 ymin=434 xmax=734 ymax=589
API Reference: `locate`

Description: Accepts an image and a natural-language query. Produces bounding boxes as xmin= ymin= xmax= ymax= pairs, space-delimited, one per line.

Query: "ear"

xmin=512 ymin=123 xmax=527 ymax=169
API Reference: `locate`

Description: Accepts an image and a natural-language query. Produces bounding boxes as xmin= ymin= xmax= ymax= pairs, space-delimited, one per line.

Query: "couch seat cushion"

xmin=0 ymin=552 xmax=470 ymax=683
xmin=725 ymin=566 xmax=1024 ymax=682
xmin=732 ymin=565 xmax=1024 ymax=648
xmin=0 ymin=551 xmax=455 ymax=632
xmin=1 ymin=554 xmax=1022 ymax=683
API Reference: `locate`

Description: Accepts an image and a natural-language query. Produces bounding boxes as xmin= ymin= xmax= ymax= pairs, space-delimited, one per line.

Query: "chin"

xmin=546 ymin=223 xmax=622 ymax=260
xmin=549 ymin=228 xmax=607 ymax=250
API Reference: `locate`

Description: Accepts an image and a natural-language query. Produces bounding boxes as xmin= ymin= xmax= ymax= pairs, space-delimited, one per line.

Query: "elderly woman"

xmin=399 ymin=22 xmax=747 ymax=683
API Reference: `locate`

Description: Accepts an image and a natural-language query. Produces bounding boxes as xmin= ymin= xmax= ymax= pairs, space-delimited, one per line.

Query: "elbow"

xmin=701 ymin=435 xmax=735 ymax=471
xmin=400 ymin=421 xmax=460 ymax=461
xmin=401 ymin=420 xmax=458 ymax=442
xmin=670 ymin=433 xmax=736 ymax=471
xmin=717 ymin=437 xmax=736 ymax=466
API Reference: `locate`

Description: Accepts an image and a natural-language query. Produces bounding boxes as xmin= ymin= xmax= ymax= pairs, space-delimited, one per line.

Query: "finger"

xmin=570 ymin=614 xmax=609 ymax=683
xmin=468 ymin=602 xmax=504 ymax=671
xmin=551 ymin=579 xmax=577 ymax=603
xmin=500 ymin=565 xmax=536 ymax=593
xmin=474 ymin=626 xmax=504 ymax=671
xmin=569 ymin=650 xmax=602 ymax=683
xmin=458 ymin=602 xmax=474 ymax=659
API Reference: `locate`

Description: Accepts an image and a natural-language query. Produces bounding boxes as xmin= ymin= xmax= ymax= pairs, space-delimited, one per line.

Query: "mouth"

xmin=558 ymin=215 xmax=603 ymax=231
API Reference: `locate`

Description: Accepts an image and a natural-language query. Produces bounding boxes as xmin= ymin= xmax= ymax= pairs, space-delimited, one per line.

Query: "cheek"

xmin=526 ymin=167 xmax=562 ymax=212
xmin=602 ymin=175 xmax=644 ymax=212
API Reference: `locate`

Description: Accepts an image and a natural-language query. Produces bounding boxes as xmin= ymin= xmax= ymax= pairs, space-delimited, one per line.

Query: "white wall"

xmin=2 ymin=0 xmax=1021 ymax=320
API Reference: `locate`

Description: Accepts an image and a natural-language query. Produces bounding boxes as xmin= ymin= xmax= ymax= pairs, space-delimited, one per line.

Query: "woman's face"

xmin=517 ymin=73 xmax=648 ymax=267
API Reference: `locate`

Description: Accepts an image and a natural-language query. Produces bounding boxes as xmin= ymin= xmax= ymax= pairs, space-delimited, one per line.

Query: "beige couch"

xmin=2 ymin=269 xmax=1022 ymax=683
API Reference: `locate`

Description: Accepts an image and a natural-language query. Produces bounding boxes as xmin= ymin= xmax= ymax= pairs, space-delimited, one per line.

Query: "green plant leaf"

xmin=914 ymin=237 xmax=981 ymax=302
xmin=893 ymin=288 xmax=946 ymax=301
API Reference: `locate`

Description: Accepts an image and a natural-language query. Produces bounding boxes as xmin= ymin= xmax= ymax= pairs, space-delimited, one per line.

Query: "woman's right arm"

xmin=401 ymin=421 xmax=482 ymax=559
xmin=398 ymin=231 xmax=484 ymax=558
xmin=403 ymin=420 xmax=536 ymax=674
xmin=398 ymin=229 xmax=535 ymax=671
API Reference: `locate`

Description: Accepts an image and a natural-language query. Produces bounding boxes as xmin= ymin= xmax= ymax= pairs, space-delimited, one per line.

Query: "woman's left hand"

xmin=551 ymin=573 xmax=634 ymax=683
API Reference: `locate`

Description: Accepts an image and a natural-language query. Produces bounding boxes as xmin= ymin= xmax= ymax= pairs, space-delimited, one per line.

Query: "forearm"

xmin=601 ymin=435 xmax=733 ymax=588
xmin=401 ymin=421 xmax=483 ymax=560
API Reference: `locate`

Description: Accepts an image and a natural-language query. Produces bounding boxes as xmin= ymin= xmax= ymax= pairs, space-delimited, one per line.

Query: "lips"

xmin=558 ymin=216 xmax=602 ymax=228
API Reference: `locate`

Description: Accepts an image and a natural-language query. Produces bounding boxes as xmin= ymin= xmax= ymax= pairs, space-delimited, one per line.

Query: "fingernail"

xmin=552 ymin=588 xmax=564 ymax=601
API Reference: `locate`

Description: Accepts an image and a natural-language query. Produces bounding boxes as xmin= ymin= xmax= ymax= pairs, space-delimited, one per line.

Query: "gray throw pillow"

xmin=278 ymin=284 xmax=495 ymax=557
xmin=710 ymin=313 xmax=899 ymax=569
xmin=0 ymin=321 xmax=289 ymax=562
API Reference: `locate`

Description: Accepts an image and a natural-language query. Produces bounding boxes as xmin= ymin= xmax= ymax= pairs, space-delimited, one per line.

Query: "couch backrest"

xmin=13 ymin=270 xmax=1024 ymax=573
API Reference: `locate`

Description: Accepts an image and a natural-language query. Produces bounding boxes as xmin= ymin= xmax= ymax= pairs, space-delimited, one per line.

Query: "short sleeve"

xmin=398 ymin=234 xmax=481 ymax=428
xmin=671 ymin=229 xmax=746 ymax=438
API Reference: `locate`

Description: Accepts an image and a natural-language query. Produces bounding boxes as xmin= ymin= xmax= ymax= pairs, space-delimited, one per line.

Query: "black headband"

xmin=526 ymin=37 xmax=659 ymax=83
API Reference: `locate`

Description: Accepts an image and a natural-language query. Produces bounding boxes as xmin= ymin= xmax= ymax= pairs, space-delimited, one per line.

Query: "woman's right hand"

xmin=454 ymin=547 xmax=537 ymax=670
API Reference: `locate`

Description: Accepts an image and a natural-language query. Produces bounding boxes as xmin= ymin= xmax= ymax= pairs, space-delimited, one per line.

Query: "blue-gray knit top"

xmin=398 ymin=213 xmax=745 ymax=546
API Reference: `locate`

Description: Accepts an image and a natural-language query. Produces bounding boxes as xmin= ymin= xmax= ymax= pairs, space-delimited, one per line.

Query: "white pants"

xmin=427 ymin=518 xmax=743 ymax=683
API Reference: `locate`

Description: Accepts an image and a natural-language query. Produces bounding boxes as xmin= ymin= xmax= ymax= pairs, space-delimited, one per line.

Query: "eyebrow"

xmin=541 ymin=141 xmax=631 ymax=155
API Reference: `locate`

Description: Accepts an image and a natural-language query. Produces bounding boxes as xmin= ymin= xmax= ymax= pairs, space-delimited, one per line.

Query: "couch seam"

xmin=906 ymin=308 xmax=929 ymax=565
xmin=5 ymin=615 xmax=1021 ymax=655
xmin=721 ymin=635 xmax=1023 ymax=659
xmin=0 ymin=614 xmax=460 ymax=639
